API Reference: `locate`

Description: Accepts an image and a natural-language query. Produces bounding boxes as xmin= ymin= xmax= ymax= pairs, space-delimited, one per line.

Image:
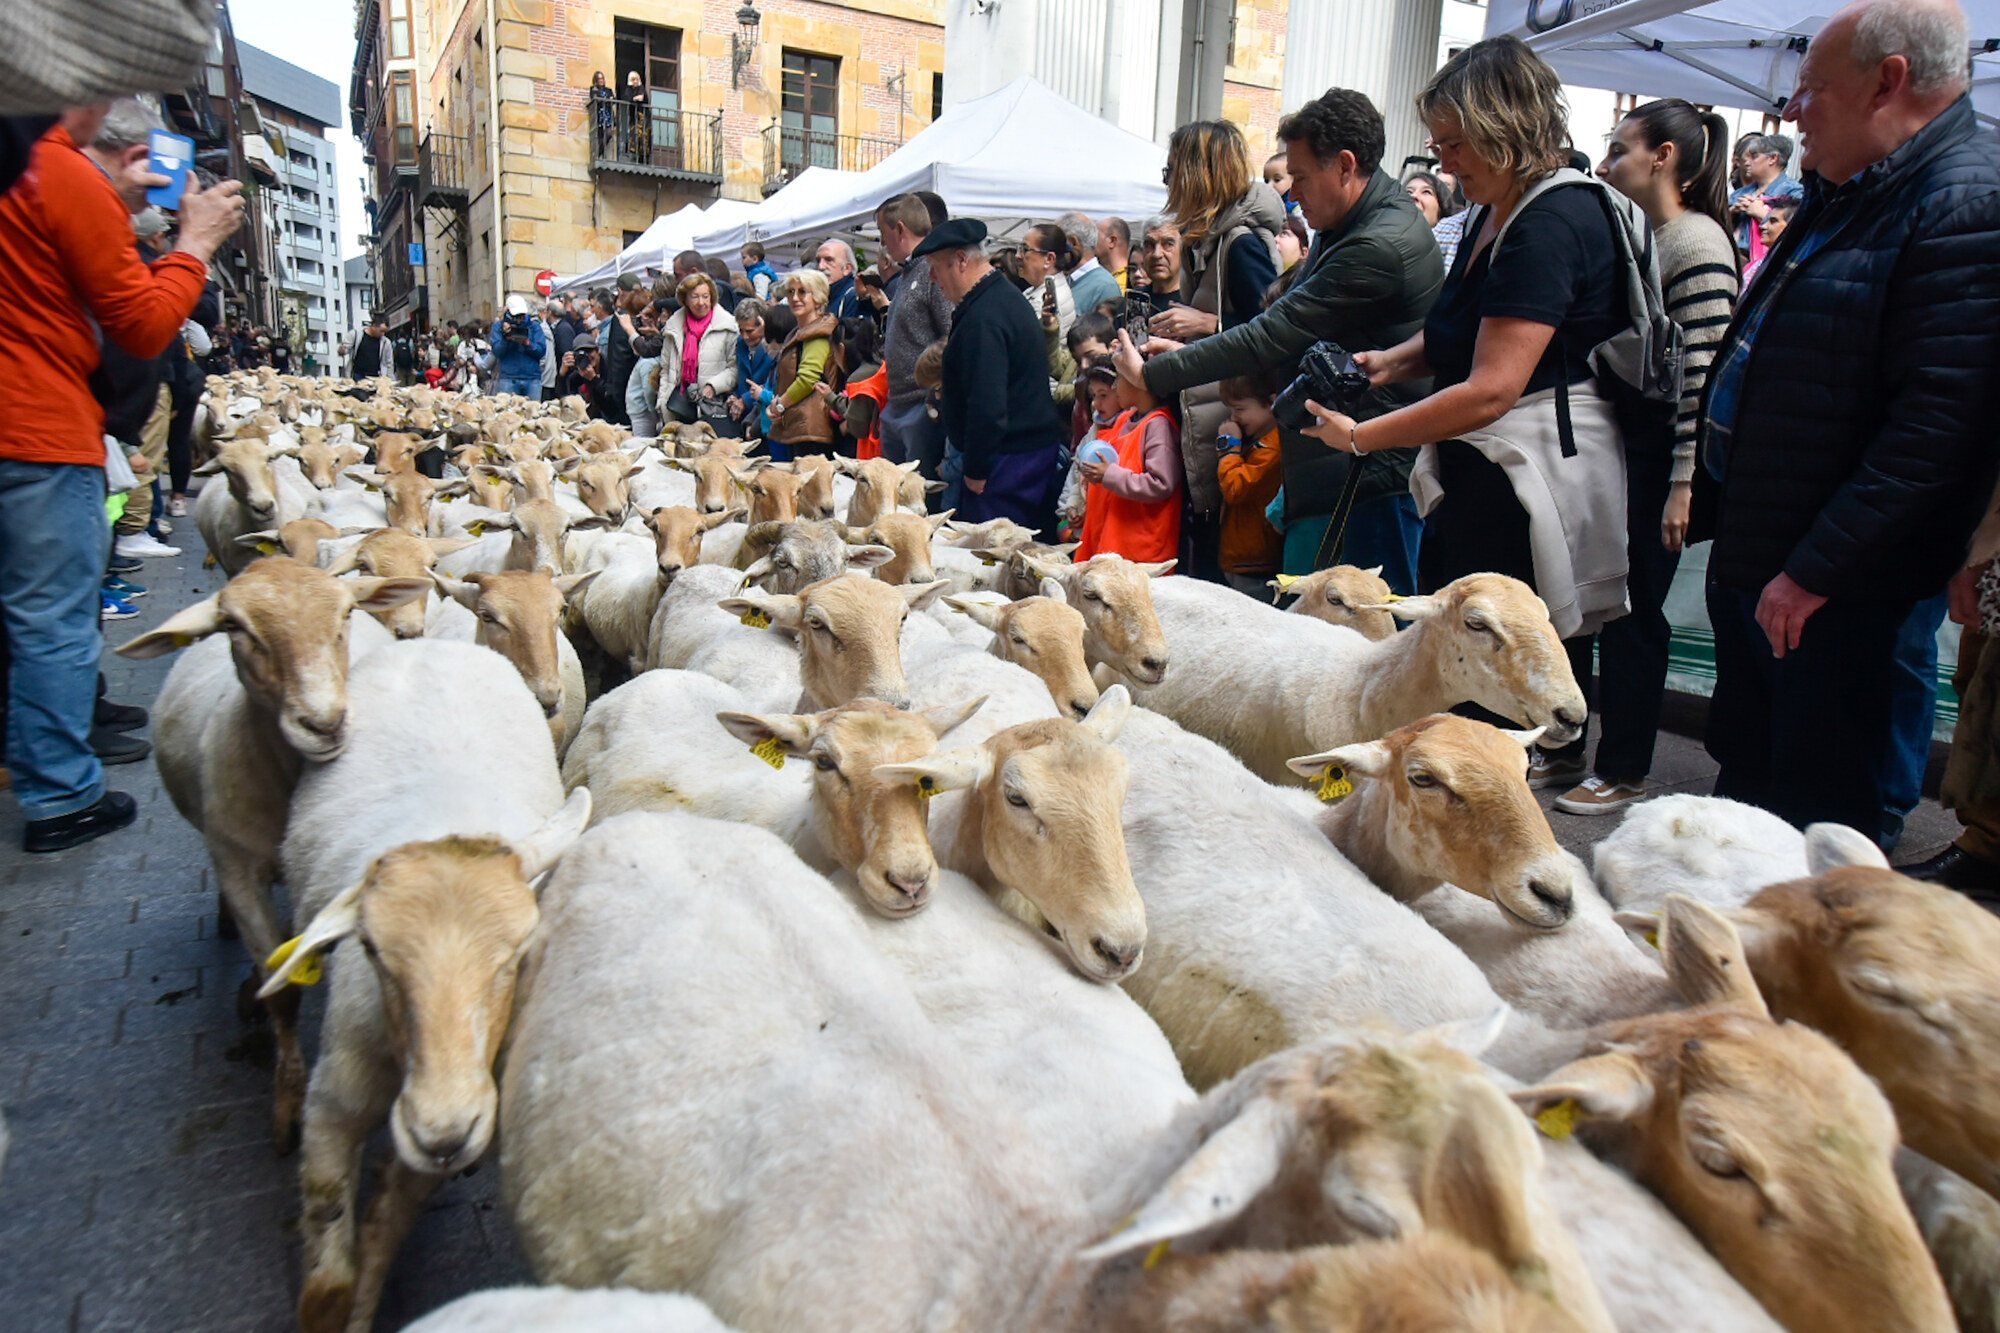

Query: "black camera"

xmin=503 ymin=311 xmax=531 ymax=337
xmin=1273 ymin=341 xmax=1372 ymax=431
xmin=1119 ymin=290 xmax=1157 ymax=349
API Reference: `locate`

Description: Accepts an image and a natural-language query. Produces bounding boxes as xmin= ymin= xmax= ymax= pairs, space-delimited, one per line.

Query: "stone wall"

xmin=1222 ymin=0 xmax=1285 ymax=157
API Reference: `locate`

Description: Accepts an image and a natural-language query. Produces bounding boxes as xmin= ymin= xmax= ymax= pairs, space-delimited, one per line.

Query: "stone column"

xmin=1281 ymin=0 xmax=1446 ymax=171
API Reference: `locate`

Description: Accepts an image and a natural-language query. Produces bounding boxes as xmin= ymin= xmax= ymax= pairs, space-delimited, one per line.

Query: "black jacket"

xmin=350 ymin=333 xmax=392 ymax=378
xmin=941 ymin=269 xmax=1065 ymax=481
xmin=1145 ymin=170 xmax=1443 ymax=518
xmin=1703 ymin=96 xmax=2000 ymax=599
xmin=597 ymin=316 xmax=635 ymax=424
xmin=547 ymin=316 xmax=577 ymax=361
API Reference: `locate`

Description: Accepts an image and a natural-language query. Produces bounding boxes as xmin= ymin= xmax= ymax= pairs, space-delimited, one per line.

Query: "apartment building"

xmin=239 ymin=43 xmax=349 ymax=373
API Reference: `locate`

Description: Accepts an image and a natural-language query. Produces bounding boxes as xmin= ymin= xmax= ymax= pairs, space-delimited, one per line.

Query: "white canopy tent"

xmin=552 ymin=198 xmax=761 ymax=295
xmin=686 ymin=166 xmax=866 ymax=259
xmin=690 ymin=76 xmax=1170 ymax=255
xmin=1484 ymin=0 xmax=2000 ymax=125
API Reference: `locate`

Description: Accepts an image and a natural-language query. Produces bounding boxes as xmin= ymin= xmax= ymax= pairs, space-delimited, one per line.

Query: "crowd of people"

xmin=2 ymin=0 xmax=1998 ymax=917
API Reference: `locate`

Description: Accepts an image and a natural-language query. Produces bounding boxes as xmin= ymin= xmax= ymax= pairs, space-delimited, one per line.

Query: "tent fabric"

xmin=553 ymin=198 xmax=761 ymax=294
xmin=691 ymin=76 xmax=1170 ymax=254
xmin=1485 ymin=0 xmax=2000 ymax=124
xmin=687 ymin=166 xmax=867 ymax=258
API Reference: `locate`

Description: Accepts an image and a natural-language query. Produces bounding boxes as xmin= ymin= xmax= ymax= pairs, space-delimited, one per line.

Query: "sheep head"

xmin=1035 ymin=553 xmax=1173 ymax=685
xmin=840 ymin=456 xmax=932 ymax=527
xmin=191 ymin=437 xmax=293 ymax=523
xmin=1383 ymin=574 xmax=1587 ymax=746
xmin=793 ymin=453 xmax=839 ymax=520
xmin=646 ymin=504 xmax=742 ymax=587
xmin=433 ymin=569 xmax=598 ymax=719
xmin=845 ymin=508 xmax=954 ymax=586
xmin=948 ymin=579 xmax=1100 ymax=720
xmin=464 ymin=498 xmax=609 ymax=575
xmin=736 ymin=460 xmax=803 ymax=526
xmin=321 ymin=530 xmax=474 ymax=640
xmin=739 ymin=520 xmax=892 ymax=593
xmin=720 ymin=575 xmax=949 ymax=710
xmin=1272 ymin=564 xmax=1397 ymax=640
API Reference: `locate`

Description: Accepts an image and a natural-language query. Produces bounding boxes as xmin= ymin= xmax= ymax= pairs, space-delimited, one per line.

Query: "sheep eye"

xmin=1407 ymin=770 xmax=1438 ymax=789
xmin=1464 ymin=616 xmax=1492 ymax=634
xmin=775 ymin=556 xmax=793 ymax=568
xmin=1082 ymin=590 xmax=1103 ymax=603
xmin=1687 ymin=1132 xmax=1745 ymax=1180
xmin=1325 ymin=593 xmax=1346 ymax=607
xmin=813 ymin=754 xmax=837 ymax=772
xmin=1010 ymin=635 xmax=1029 ymax=648
xmin=1005 ymin=790 xmax=1030 ymax=810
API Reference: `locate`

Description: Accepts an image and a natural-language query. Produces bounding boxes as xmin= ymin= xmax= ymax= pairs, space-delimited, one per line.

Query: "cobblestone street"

xmin=0 ymin=545 xmax=1963 ymax=1331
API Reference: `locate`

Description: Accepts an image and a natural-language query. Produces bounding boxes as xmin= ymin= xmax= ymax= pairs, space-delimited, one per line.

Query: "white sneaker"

xmin=115 ymin=533 xmax=180 ymax=558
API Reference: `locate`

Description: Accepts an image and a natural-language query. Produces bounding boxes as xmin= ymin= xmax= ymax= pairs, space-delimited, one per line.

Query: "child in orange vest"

xmin=1075 ymin=360 xmax=1181 ymax=566
xmin=1216 ymin=370 xmax=1286 ymax=595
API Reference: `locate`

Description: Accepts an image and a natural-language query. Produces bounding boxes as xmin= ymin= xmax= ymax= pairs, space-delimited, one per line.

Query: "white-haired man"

xmin=814 ymin=238 xmax=857 ymax=320
xmin=1701 ymin=0 xmax=2000 ymax=857
xmin=1059 ymin=211 xmax=1119 ymax=315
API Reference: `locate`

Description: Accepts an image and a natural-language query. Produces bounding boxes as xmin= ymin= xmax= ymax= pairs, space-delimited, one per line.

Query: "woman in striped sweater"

xmin=1553 ymin=98 xmax=1741 ymax=816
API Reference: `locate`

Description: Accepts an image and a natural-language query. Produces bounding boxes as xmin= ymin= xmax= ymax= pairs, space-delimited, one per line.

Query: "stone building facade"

xmin=1222 ymin=0 xmax=1285 ymax=159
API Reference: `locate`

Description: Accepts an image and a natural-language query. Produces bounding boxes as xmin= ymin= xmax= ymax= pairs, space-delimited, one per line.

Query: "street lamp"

xmin=732 ymin=5 xmax=761 ymax=89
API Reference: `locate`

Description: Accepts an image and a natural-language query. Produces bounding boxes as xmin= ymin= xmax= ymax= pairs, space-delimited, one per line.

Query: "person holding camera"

xmin=1114 ymin=89 xmax=1442 ymax=593
xmin=487 ymin=294 xmax=547 ymax=401
xmin=558 ymin=334 xmax=601 ymax=407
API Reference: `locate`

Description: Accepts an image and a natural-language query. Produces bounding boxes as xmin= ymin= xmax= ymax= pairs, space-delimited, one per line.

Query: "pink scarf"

xmin=681 ymin=310 xmax=712 ymax=391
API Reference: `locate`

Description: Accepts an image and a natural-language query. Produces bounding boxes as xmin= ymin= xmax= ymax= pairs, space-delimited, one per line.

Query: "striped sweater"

xmin=1654 ymin=212 xmax=1740 ymax=483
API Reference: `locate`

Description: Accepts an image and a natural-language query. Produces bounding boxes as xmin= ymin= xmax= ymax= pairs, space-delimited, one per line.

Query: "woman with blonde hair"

xmin=655 ymin=270 xmax=739 ymax=427
xmin=1301 ymin=34 xmax=1641 ymax=785
xmin=768 ymin=269 xmax=842 ymax=459
xmin=1153 ymin=119 xmax=1283 ymax=580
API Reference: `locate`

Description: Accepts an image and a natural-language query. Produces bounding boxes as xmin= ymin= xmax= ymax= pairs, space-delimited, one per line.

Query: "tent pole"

xmin=1615 ymin=27 xmax=1791 ymax=109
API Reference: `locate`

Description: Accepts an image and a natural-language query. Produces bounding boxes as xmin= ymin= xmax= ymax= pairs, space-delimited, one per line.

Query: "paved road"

xmin=0 ymin=543 xmax=1963 ymax=1330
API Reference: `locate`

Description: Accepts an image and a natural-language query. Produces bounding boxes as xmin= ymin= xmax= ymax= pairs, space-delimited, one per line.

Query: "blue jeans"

xmin=626 ymin=358 xmax=660 ymax=438
xmin=0 ymin=461 xmax=109 ymax=820
xmin=1883 ymin=592 xmax=1948 ymax=849
xmin=1341 ymin=492 xmax=1424 ymax=597
xmin=496 ymin=375 xmax=542 ymax=401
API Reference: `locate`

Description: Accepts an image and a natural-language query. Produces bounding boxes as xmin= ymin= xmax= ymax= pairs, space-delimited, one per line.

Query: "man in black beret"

xmin=914 ymin=218 xmax=1064 ymax=533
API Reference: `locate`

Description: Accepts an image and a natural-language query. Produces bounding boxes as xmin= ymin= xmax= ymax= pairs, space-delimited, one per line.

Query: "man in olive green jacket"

xmin=1120 ymin=88 xmax=1442 ymax=590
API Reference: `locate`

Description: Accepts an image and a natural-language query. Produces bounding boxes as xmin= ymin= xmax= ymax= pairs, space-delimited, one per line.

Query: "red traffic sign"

xmin=534 ymin=269 xmax=558 ymax=298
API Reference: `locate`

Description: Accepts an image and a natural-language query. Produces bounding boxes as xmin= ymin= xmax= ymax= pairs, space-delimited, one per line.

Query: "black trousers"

xmin=1706 ymin=579 xmax=1914 ymax=843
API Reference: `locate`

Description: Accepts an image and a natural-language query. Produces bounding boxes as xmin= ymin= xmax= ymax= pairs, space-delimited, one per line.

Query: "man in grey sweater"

xmin=875 ymin=193 xmax=955 ymax=478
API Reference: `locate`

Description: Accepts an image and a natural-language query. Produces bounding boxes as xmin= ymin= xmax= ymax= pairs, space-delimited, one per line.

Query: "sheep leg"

xmin=295 ymin=1059 xmax=387 ymax=1333
xmin=210 ymin=840 xmax=307 ymax=1153
xmin=343 ymin=1158 xmax=441 ymax=1333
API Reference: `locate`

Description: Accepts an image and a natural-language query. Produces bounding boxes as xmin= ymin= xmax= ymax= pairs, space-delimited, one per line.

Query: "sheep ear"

xmin=917 ymin=694 xmax=987 ymax=739
xmin=348 ymin=576 xmax=431 ymax=614
xmin=569 ymin=514 xmax=614 ymax=532
xmin=715 ymin=710 xmax=816 ymax=758
xmin=922 ymin=478 xmax=948 ymax=494
xmin=901 ymin=579 xmax=952 ymax=611
xmin=1498 ymin=726 xmax=1547 ymax=751
xmin=1416 ymin=1007 xmax=1510 ymax=1060
xmin=1137 ymin=559 xmax=1177 ymax=578
xmin=1078 ymin=1098 xmax=1294 ymax=1263
xmin=430 ymin=572 xmax=482 ymax=611
xmin=118 ymin=595 xmax=226 ymax=657
xmin=191 ymin=456 xmax=225 ymax=476
xmin=1431 ymin=1087 xmax=1547 ymax=1283
xmin=1612 ymin=909 xmax=1662 ymax=952
xmin=945 ymin=595 xmax=1004 ymax=631
xmin=1285 ymin=739 xmax=1392 ymax=781
xmin=927 ymin=508 xmax=957 ymax=533
xmin=1377 ymin=594 xmax=1443 ymax=621
xmin=1804 ymin=823 xmax=1889 ymax=874
xmin=701 ymin=506 xmax=744 ymax=531
xmin=553 ymin=569 xmax=602 ymax=601
xmin=256 ymin=878 xmax=365 ymax=999
xmin=740 ymin=556 xmax=774 ymax=582
xmin=514 ymin=788 xmax=593 ymax=884
xmin=321 ymin=543 xmax=364 ymax=577
xmin=235 ymin=529 xmax=281 ymax=550
xmin=846 ymin=544 xmax=895 ymax=569
xmin=1079 ymin=684 xmax=1132 ymax=743
xmin=426 ymin=536 xmax=478 ymax=558
xmin=1511 ymin=1051 xmax=1654 ymax=1131
xmin=477 ymin=512 xmax=519 ymax=531
xmin=1659 ymin=895 xmax=1768 ymax=1017
xmin=344 ymin=466 xmax=385 ymax=491
xmin=839 ymin=524 xmax=872 ymax=545
xmin=875 ymin=747 xmax=992 ymax=796
xmin=1036 ymin=577 xmax=1067 ymax=603
xmin=719 ymin=592 xmax=803 ymax=631
xmin=433 ymin=478 xmax=471 ymax=500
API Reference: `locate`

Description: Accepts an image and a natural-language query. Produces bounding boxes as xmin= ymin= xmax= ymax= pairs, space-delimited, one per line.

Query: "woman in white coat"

xmin=655 ymin=271 xmax=740 ymax=428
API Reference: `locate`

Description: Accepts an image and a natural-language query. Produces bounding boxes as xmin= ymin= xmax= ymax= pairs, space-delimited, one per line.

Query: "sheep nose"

xmin=1528 ymin=877 xmax=1574 ymax=918
xmin=1070 ymin=699 xmax=1094 ymax=720
xmin=1554 ymin=706 xmax=1585 ymax=730
xmin=296 ymin=714 xmax=341 ymax=739
xmin=1139 ymin=655 xmax=1167 ymax=677
xmin=541 ymin=698 xmax=562 ymax=719
xmin=1092 ymin=937 xmax=1140 ymax=973
xmin=885 ymin=869 xmax=931 ymax=905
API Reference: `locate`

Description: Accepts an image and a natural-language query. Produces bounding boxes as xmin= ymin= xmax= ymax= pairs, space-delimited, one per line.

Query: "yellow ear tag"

xmin=1380 ymin=592 xmax=1407 ymax=603
xmin=917 ymin=775 xmax=940 ymax=801
xmin=255 ymin=541 xmax=279 ymax=556
xmin=264 ymin=935 xmax=324 ymax=987
xmin=739 ymin=609 xmax=772 ymax=629
xmin=1315 ymin=763 xmax=1354 ymax=804
xmin=978 ymin=554 xmax=998 ymax=566
xmin=1143 ymin=1239 xmax=1173 ymax=1272
xmin=749 ymin=736 xmax=787 ymax=769
xmin=1272 ymin=573 xmax=1300 ymax=591
xmin=1643 ymin=927 xmax=1660 ymax=950
xmin=467 ymin=520 xmax=487 ymax=537
xmin=1535 ymin=1098 xmax=1580 ymax=1140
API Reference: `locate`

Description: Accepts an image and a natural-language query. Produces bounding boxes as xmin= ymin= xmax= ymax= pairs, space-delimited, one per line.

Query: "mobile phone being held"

xmin=147 ymin=130 xmax=197 ymax=210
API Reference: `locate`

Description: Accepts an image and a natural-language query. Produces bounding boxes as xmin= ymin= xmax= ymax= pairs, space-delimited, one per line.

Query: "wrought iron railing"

xmin=762 ymin=124 xmax=901 ymax=194
xmin=418 ymin=131 xmax=469 ymax=206
xmin=589 ymin=100 xmax=724 ymax=182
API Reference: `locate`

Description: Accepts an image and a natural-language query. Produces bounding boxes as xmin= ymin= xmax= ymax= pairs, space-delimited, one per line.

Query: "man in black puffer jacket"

xmin=1699 ymin=0 xmax=2000 ymax=846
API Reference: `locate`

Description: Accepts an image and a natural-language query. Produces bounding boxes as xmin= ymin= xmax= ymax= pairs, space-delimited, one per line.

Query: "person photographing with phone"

xmin=0 ymin=98 xmax=244 ymax=852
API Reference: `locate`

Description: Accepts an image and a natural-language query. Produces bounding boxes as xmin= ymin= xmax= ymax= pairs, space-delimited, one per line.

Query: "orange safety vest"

xmin=1078 ymin=407 xmax=1180 ymax=565
xmin=844 ymin=362 xmax=889 ymax=460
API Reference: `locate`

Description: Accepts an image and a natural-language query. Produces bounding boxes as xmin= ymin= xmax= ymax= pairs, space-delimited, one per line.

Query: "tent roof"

xmin=1485 ymin=0 xmax=2000 ymax=124
xmin=688 ymin=166 xmax=864 ymax=256
xmin=554 ymin=198 xmax=761 ymax=294
xmin=698 ymin=76 xmax=1169 ymax=253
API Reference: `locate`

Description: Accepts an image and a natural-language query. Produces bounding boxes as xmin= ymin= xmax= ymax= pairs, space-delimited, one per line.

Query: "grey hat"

xmin=909 ymin=217 xmax=988 ymax=259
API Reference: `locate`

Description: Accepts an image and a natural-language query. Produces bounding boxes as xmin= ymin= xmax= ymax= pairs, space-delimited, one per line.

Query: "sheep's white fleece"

xmin=560 ymin=531 xmax=659 ymax=674
xmin=403 ymin=1288 xmax=735 ymax=1333
xmin=196 ymin=455 xmax=314 ymax=575
xmin=427 ymin=599 xmax=587 ymax=760
xmin=1593 ymin=794 xmax=1810 ymax=912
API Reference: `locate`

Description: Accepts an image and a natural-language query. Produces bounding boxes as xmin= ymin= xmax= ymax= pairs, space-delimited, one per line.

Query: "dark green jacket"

xmin=1143 ymin=170 xmax=1443 ymax=518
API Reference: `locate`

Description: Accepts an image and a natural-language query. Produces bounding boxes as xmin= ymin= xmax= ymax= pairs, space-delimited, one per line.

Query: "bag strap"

xmin=1311 ymin=454 xmax=1373 ymax=571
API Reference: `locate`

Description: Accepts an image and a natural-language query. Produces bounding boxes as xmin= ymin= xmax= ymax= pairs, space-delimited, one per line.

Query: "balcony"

xmin=762 ymin=125 xmax=900 ymax=195
xmin=590 ymin=102 xmax=723 ymax=186
xmin=417 ymin=131 xmax=469 ymax=209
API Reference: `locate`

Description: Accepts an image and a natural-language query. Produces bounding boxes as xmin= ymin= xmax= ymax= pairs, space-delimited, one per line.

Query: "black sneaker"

xmin=108 ymin=555 xmax=144 ymax=575
xmin=90 ymin=727 xmax=151 ymax=765
xmin=94 ymin=698 xmax=149 ymax=731
xmin=24 ymin=791 xmax=137 ymax=853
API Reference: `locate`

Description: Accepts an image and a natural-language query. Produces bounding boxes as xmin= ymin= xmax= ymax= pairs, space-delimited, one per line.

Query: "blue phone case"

xmin=146 ymin=130 xmax=195 ymax=210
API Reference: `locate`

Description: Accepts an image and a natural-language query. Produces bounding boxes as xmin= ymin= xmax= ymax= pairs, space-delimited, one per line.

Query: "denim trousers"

xmin=1882 ymin=592 xmax=1948 ymax=848
xmin=0 ymin=460 xmax=108 ymax=820
xmin=1706 ymin=579 xmax=1913 ymax=846
xmin=495 ymin=375 xmax=542 ymax=401
xmin=626 ymin=358 xmax=660 ymax=438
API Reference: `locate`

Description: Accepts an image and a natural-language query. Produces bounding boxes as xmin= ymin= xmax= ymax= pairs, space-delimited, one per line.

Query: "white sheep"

xmin=194 ymin=438 xmax=313 ymax=574
xmin=1133 ymin=573 xmax=1588 ymax=783
xmin=403 ymin=1288 xmax=736 ymax=1333
xmin=428 ymin=571 xmax=595 ymax=759
xmin=1591 ymin=793 xmax=1838 ymax=913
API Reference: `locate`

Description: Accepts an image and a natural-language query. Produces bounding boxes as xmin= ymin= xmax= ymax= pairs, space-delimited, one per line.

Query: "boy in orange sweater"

xmin=1215 ymin=371 xmax=1285 ymax=596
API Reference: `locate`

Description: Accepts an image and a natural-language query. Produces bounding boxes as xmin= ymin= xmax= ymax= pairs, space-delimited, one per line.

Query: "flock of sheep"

xmin=116 ymin=367 xmax=2000 ymax=1332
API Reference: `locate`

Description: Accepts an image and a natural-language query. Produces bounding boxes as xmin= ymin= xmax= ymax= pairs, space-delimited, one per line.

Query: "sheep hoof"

xmin=297 ymin=1274 xmax=355 ymax=1333
xmin=215 ymin=894 xmax=239 ymax=940
xmin=202 ymin=552 xmax=217 ymax=570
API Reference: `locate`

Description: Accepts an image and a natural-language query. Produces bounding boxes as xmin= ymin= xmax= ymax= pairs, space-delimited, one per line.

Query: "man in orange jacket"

xmin=0 ymin=100 xmax=243 ymax=852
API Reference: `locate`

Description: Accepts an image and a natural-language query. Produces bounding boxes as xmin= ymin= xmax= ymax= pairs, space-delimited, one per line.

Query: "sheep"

xmin=193 ymin=437 xmax=312 ymax=574
xmin=430 ymin=571 xmax=596 ymax=758
xmin=1592 ymin=793 xmax=1829 ymax=914
xmin=843 ymin=508 xmax=955 ymax=585
xmin=435 ymin=498 xmax=611 ymax=578
xmin=942 ymin=580 xmax=1101 ymax=720
xmin=717 ymin=575 xmax=952 ymax=711
xmin=662 ymin=452 xmax=746 ymax=515
xmin=1134 ymin=573 xmax=1589 ymax=783
xmin=342 ymin=465 xmax=468 ymax=537
xmin=294 ymin=433 xmax=368 ymax=491
xmin=320 ymin=529 xmax=475 ymax=640
xmin=1513 ymin=895 xmax=1957 ymax=1331
xmin=560 ymin=506 xmax=739 ymax=677
xmin=1023 ymin=552 xmax=1174 ymax=684
xmin=837 ymin=454 xmax=935 ymax=526
xmin=792 ymin=452 xmax=838 ymax=520
xmin=734 ymin=518 xmax=891 ymax=586
xmin=1895 ymin=1151 xmax=2000 ymax=1333
xmin=403 ymin=1289 xmax=736 ymax=1333
xmin=560 ymin=453 xmax=641 ymax=521
xmin=500 ymin=812 xmax=1604 ymax=1332
xmin=1269 ymin=563 xmax=1396 ymax=638
xmin=235 ymin=516 xmax=343 ymax=564
xmin=114 ymin=559 xmax=430 ymax=1151
xmin=258 ymin=639 xmax=589 ymax=1333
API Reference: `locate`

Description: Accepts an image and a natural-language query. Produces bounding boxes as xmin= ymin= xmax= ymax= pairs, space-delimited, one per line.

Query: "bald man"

xmin=815 ymin=238 xmax=858 ymax=320
xmin=1700 ymin=0 xmax=2000 ymax=856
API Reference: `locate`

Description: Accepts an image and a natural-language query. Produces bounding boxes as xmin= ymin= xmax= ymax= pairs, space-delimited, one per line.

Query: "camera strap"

xmin=1310 ymin=452 xmax=1373 ymax=572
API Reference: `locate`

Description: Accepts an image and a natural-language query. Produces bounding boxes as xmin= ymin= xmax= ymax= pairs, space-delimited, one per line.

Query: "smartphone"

xmin=146 ymin=130 xmax=197 ymax=210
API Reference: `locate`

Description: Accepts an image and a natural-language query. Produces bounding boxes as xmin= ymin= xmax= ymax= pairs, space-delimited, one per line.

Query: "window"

xmin=614 ymin=19 xmax=683 ymax=166
xmin=387 ymin=0 xmax=412 ymax=61
xmin=781 ymin=50 xmax=839 ymax=171
xmin=930 ymin=72 xmax=943 ymax=122
xmin=623 ymin=229 xmax=646 ymax=248
xmin=390 ymin=71 xmax=416 ymax=165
